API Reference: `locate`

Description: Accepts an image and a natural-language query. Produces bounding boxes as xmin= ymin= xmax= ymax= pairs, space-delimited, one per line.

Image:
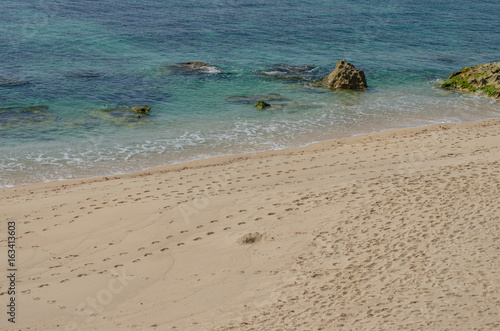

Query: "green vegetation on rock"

xmin=255 ymin=101 xmax=271 ymax=110
xmin=441 ymin=62 xmax=500 ymax=98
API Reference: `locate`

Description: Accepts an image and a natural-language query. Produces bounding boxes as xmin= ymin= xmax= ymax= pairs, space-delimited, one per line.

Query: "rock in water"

xmin=164 ymin=62 xmax=224 ymax=75
xmin=0 ymin=105 xmax=52 ymax=129
xmin=255 ymin=101 xmax=271 ymax=109
xmin=320 ymin=60 xmax=367 ymax=90
xmin=226 ymin=93 xmax=289 ymax=104
xmin=255 ymin=64 xmax=318 ymax=82
xmin=130 ymin=105 xmax=151 ymax=114
xmin=69 ymin=72 xmax=101 ymax=78
xmin=441 ymin=62 xmax=500 ymax=99
xmin=90 ymin=105 xmax=152 ymax=125
xmin=0 ymin=77 xmax=30 ymax=87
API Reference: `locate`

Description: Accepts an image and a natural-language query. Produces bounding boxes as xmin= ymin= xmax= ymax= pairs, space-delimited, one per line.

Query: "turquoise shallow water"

xmin=1 ymin=0 xmax=499 ymax=187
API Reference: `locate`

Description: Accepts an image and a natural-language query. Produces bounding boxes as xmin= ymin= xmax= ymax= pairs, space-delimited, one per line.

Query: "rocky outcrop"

xmin=441 ymin=62 xmax=500 ymax=98
xmin=318 ymin=60 xmax=367 ymax=90
xmin=255 ymin=64 xmax=318 ymax=82
xmin=164 ymin=62 xmax=225 ymax=75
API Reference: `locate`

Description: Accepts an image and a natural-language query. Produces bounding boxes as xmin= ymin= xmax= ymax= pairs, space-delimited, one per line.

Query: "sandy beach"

xmin=1 ymin=119 xmax=499 ymax=330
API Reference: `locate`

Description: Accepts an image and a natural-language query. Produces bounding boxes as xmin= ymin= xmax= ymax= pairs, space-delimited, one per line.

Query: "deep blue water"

xmin=1 ymin=0 xmax=499 ymax=187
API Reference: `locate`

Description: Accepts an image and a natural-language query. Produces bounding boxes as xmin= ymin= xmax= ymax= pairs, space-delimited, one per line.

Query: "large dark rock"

xmin=164 ymin=62 xmax=225 ymax=75
xmin=0 ymin=77 xmax=30 ymax=87
xmin=319 ymin=60 xmax=367 ymax=90
xmin=255 ymin=64 xmax=318 ymax=82
xmin=441 ymin=62 xmax=500 ymax=99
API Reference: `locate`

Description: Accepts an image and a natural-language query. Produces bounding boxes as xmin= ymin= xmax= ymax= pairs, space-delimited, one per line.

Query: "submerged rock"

xmin=441 ymin=62 xmax=500 ymax=99
xmin=69 ymin=72 xmax=101 ymax=78
xmin=130 ymin=105 xmax=151 ymax=114
xmin=226 ymin=93 xmax=289 ymax=104
xmin=255 ymin=64 xmax=318 ymax=82
xmin=317 ymin=60 xmax=367 ymax=90
xmin=90 ymin=105 xmax=152 ymax=124
xmin=0 ymin=77 xmax=30 ymax=87
xmin=0 ymin=105 xmax=52 ymax=128
xmin=255 ymin=101 xmax=271 ymax=109
xmin=164 ymin=62 xmax=225 ymax=75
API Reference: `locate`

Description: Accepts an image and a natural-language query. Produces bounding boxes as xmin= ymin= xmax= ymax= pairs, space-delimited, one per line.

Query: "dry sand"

xmin=1 ymin=119 xmax=499 ymax=330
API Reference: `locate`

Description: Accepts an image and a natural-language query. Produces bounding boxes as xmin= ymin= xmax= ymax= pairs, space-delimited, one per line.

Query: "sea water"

xmin=1 ymin=0 xmax=499 ymax=187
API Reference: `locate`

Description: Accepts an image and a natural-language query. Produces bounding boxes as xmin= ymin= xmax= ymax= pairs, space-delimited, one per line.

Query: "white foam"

xmin=201 ymin=66 xmax=223 ymax=74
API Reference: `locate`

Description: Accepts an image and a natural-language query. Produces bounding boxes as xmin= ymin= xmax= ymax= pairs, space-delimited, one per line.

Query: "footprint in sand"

xmin=160 ymin=248 xmax=169 ymax=251
xmin=38 ymin=284 xmax=49 ymax=288
xmin=207 ymin=232 xmax=214 ymax=235
xmin=193 ymin=237 xmax=202 ymax=241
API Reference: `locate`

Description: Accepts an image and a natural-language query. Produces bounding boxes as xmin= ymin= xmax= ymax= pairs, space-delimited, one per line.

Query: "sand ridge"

xmin=0 ymin=119 xmax=499 ymax=330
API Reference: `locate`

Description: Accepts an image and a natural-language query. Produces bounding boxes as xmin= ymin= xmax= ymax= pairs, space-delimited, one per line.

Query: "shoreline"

xmin=1 ymin=117 xmax=499 ymax=330
xmin=3 ymin=117 xmax=499 ymax=193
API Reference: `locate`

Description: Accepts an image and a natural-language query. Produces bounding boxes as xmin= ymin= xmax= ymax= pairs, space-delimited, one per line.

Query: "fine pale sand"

xmin=1 ymin=119 xmax=500 ymax=330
